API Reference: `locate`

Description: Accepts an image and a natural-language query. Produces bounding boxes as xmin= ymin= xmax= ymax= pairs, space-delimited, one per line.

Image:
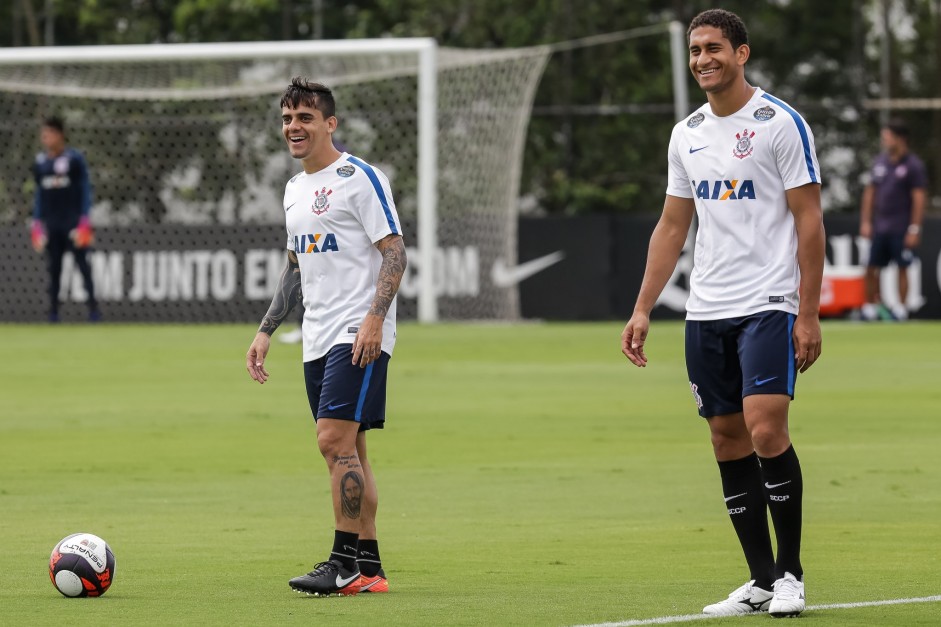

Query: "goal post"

xmin=0 ymin=26 xmax=689 ymax=324
xmin=0 ymin=38 xmax=443 ymax=322
xmin=0 ymin=38 xmax=556 ymax=323
xmin=416 ymin=42 xmax=437 ymax=323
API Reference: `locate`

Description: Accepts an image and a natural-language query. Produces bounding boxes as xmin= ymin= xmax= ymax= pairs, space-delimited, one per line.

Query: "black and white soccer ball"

xmin=49 ymin=533 xmax=116 ymax=597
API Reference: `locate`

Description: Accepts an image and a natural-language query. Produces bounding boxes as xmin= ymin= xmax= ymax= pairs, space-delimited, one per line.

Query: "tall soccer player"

xmin=620 ymin=9 xmax=824 ymax=618
xmin=246 ymin=78 xmax=406 ymax=597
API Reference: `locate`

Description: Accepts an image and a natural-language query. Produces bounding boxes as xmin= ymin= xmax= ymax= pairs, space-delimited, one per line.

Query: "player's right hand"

xmin=246 ymin=332 xmax=271 ymax=384
xmin=621 ymin=313 xmax=650 ymax=368
xmin=30 ymin=220 xmax=47 ymax=253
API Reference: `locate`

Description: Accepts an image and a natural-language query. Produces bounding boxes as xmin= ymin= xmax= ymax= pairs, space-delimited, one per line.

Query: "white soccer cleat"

xmin=769 ymin=572 xmax=805 ymax=618
xmin=702 ymin=579 xmax=773 ymax=616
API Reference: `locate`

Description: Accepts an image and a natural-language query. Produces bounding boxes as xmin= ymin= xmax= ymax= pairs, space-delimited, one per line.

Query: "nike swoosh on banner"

xmin=765 ymin=480 xmax=791 ymax=489
xmin=724 ymin=492 xmax=747 ymax=502
xmin=335 ymin=572 xmax=359 ymax=588
xmin=754 ymin=376 xmax=778 ymax=386
xmin=689 ymin=146 xmax=708 ymax=153
xmin=491 ymin=251 xmax=565 ymax=288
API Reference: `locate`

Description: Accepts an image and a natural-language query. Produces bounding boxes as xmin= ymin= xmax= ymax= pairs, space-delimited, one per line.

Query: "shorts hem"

xmin=315 ymin=413 xmax=384 ymax=431
xmin=315 ymin=412 xmax=359 ymax=422
xmin=742 ymin=389 xmax=795 ymax=400
xmin=699 ymin=404 xmax=743 ymax=419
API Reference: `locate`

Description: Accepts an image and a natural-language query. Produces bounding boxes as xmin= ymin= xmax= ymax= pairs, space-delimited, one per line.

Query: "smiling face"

xmin=688 ymin=25 xmax=749 ymax=95
xmin=281 ymin=103 xmax=337 ymax=168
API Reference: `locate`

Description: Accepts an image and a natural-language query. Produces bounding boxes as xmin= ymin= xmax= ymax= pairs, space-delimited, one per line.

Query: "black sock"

xmin=759 ymin=445 xmax=803 ymax=579
xmin=356 ymin=539 xmax=382 ymax=577
xmin=330 ymin=530 xmax=359 ymax=571
xmin=717 ymin=452 xmax=775 ymax=589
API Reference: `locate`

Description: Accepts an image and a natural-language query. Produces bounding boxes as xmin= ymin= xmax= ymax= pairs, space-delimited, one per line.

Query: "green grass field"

xmin=2 ymin=321 xmax=939 ymax=626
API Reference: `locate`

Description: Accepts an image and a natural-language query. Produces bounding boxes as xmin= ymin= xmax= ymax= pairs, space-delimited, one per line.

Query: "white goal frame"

xmin=0 ymin=39 xmax=441 ymax=322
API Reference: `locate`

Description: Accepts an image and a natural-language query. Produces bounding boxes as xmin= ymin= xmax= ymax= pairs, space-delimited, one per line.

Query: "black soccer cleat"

xmin=289 ymin=560 xmax=361 ymax=597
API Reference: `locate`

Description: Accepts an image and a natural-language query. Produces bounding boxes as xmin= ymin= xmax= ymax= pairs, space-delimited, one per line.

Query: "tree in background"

xmin=2 ymin=0 xmax=938 ymax=217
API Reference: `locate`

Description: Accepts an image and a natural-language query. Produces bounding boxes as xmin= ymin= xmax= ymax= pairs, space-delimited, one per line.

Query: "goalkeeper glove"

xmin=30 ymin=220 xmax=47 ymax=252
xmin=71 ymin=216 xmax=94 ymax=248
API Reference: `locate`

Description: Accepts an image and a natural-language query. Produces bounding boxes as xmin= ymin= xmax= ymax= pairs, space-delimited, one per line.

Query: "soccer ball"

xmin=49 ymin=533 xmax=116 ymax=597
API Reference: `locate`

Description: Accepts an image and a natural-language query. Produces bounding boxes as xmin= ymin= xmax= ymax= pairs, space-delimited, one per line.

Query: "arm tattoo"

xmin=368 ymin=235 xmax=407 ymax=319
xmin=258 ymin=251 xmax=302 ymax=335
xmin=340 ymin=471 xmax=364 ymax=519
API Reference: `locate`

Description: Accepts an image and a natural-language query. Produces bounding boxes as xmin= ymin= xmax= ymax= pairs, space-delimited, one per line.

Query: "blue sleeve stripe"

xmin=761 ymin=93 xmax=818 ymax=184
xmin=346 ymin=155 xmax=399 ymax=235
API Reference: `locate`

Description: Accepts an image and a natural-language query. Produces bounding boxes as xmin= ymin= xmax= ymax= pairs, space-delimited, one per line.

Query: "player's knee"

xmin=710 ymin=429 xmax=751 ymax=459
xmin=749 ymin=423 xmax=790 ymax=457
xmin=316 ymin=428 xmax=353 ymax=461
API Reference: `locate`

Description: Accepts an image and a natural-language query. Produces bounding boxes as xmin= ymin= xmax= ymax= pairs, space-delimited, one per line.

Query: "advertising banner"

xmin=3 ymin=215 xmax=940 ymax=322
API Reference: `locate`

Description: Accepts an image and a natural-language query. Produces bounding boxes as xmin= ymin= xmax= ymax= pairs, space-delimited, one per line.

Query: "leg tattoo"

xmin=340 ymin=471 xmax=364 ymax=519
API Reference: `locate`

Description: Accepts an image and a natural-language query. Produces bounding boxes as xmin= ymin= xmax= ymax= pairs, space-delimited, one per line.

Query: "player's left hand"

xmin=352 ymin=314 xmax=383 ymax=368
xmin=71 ymin=216 xmax=94 ymax=249
xmin=793 ymin=312 xmax=822 ymax=373
xmin=621 ymin=312 xmax=650 ymax=367
xmin=904 ymin=232 xmax=921 ymax=250
xmin=246 ymin=332 xmax=271 ymax=384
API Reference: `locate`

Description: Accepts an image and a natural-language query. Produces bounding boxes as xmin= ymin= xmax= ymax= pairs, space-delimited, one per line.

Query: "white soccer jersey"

xmin=666 ymin=87 xmax=821 ymax=320
xmin=283 ymin=152 xmax=403 ymax=361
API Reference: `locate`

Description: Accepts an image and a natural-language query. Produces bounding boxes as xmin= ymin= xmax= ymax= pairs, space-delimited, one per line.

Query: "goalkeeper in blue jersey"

xmin=31 ymin=116 xmax=100 ymax=322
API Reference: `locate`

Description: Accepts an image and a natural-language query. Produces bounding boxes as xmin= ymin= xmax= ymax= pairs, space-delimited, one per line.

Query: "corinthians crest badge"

xmin=732 ymin=129 xmax=755 ymax=159
xmin=312 ymin=187 xmax=332 ymax=214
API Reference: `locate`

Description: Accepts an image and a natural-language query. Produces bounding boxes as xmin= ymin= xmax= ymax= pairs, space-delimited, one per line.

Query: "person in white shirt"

xmin=620 ymin=9 xmax=824 ymax=618
xmin=246 ymin=78 xmax=406 ymax=597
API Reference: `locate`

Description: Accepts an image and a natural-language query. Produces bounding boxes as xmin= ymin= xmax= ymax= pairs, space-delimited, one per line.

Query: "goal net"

xmin=0 ymin=40 xmax=549 ymax=323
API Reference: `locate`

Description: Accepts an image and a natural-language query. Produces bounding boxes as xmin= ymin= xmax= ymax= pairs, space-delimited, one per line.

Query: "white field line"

xmin=570 ymin=595 xmax=941 ymax=627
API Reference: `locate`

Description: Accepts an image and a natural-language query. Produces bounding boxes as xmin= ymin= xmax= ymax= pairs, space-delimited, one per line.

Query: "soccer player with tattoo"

xmin=620 ymin=9 xmax=824 ymax=618
xmin=246 ymin=78 xmax=406 ymax=597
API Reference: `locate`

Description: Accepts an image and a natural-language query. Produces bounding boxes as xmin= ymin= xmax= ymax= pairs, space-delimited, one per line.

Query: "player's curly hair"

xmin=687 ymin=9 xmax=749 ymax=50
xmin=280 ymin=77 xmax=336 ymax=119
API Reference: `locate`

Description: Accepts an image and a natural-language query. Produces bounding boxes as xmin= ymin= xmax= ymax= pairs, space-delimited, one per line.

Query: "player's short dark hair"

xmin=42 ymin=115 xmax=66 ymax=134
xmin=885 ymin=118 xmax=910 ymax=140
xmin=687 ymin=9 xmax=749 ymax=50
xmin=280 ymin=77 xmax=336 ymax=119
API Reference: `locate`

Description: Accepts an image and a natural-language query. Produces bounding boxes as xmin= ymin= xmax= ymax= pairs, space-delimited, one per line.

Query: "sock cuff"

xmin=333 ymin=530 xmax=359 ymax=560
xmin=717 ymin=451 xmax=761 ymax=473
xmin=758 ymin=444 xmax=799 ymax=470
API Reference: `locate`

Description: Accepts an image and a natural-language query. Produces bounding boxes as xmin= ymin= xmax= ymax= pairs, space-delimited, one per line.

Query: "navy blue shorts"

xmin=868 ymin=232 xmax=914 ymax=268
xmin=303 ymin=344 xmax=390 ymax=431
xmin=685 ymin=310 xmax=796 ymax=418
